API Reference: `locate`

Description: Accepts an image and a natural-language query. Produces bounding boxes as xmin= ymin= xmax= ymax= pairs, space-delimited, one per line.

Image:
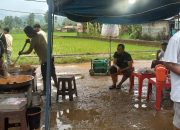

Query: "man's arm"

xmin=112 ymin=58 xmax=119 ymax=69
xmin=164 ymin=62 xmax=180 ymax=75
xmin=19 ymin=39 xmax=33 ymax=55
xmin=19 ymin=44 xmax=33 ymax=55
xmin=113 ymin=58 xmax=117 ymax=65
xmin=156 ymin=50 xmax=161 ymax=60
xmin=121 ymin=60 xmax=133 ymax=72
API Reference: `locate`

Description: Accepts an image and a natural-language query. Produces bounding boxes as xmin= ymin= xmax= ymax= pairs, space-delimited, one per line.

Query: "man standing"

xmin=33 ymin=24 xmax=47 ymax=42
xmin=3 ymin=27 xmax=13 ymax=65
xmin=109 ymin=44 xmax=133 ymax=89
xmin=0 ymin=33 xmax=7 ymax=76
xmin=163 ymin=30 xmax=180 ymax=130
xmin=19 ymin=26 xmax=58 ymax=95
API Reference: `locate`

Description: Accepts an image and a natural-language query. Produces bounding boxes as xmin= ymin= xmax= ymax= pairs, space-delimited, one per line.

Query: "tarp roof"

xmin=53 ymin=0 xmax=180 ymax=24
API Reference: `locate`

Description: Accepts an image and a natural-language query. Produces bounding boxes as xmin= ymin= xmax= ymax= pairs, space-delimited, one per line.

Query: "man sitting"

xmin=151 ymin=42 xmax=168 ymax=68
xmin=109 ymin=44 xmax=133 ymax=89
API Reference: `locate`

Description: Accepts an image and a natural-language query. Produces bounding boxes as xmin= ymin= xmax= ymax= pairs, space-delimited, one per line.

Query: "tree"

xmin=62 ymin=18 xmax=77 ymax=26
xmin=0 ymin=20 xmax=4 ymax=29
xmin=27 ymin=13 xmax=35 ymax=26
xmin=14 ymin=16 xmax=22 ymax=28
xmin=44 ymin=11 xmax=48 ymax=24
xmin=4 ymin=16 xmax=14 ymax=30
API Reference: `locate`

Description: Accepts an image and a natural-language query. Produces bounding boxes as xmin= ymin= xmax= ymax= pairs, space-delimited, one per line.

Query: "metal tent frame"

xmin=45 ymin=0 xmax=180 ymax=129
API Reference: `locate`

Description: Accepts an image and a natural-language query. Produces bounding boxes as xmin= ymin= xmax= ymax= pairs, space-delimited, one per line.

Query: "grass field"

xmin=9 ymin=33 xmax=159 ymax=65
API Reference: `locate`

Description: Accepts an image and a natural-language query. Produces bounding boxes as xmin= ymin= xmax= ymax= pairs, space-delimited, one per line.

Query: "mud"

xmin=10 ymin=60 xmax=174 ymax=130
xmin=43 ymin=60 xmax=173 ymax=130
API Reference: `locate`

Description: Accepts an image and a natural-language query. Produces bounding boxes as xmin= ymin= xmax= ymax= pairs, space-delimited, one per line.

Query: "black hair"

xmin=118 ymin=44 xmax=125 ymax=50
xmin=161 ymin=41 xmax=168 ymax=46
xmin=33 ymin=24 xmax=41 ymax=28
xmin=3 ymin=27 xmax=9 ymax=33
xmin=24 ymin=26 xmax=35 ymax=34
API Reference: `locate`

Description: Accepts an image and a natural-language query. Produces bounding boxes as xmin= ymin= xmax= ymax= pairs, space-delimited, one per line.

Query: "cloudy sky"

xmin=0 ymin=0 xmax=48 ymax=18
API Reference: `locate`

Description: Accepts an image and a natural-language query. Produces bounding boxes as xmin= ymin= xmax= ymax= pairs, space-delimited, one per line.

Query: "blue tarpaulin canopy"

xmin=53 ymin=0 xmax=180 ymax=24
xmin=45 ymin=0 xmax=180 ymax=129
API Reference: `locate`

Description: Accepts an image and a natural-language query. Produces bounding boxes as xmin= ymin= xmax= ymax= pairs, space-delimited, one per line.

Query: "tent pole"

xmin=45 ymin=0 xmax=53 ymax=129
xmin=178 ymin=13 xmax=180 ymax=31
xmin=109 ymin=36 xmax=112 ymax=66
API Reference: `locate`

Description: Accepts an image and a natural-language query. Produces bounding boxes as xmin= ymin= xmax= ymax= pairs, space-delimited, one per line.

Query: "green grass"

xmin=119 ymin=33 xmax=130 ymax=39
xmin=53 ymin=32 xmax=77 ymax=36
xmin=9 ymin=33 xmax=158 ymax=65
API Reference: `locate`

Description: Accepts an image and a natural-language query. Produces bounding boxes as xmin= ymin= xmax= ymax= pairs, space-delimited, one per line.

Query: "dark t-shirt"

xmin=113 ymin=51 xmax=132 ymax=68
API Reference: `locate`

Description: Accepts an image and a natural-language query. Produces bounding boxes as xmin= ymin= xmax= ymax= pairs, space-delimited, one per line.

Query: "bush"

xmin=155 ymin=32 xmax=169 ymax=41
xmin=141 ymin=34 xmax=154 ymax=41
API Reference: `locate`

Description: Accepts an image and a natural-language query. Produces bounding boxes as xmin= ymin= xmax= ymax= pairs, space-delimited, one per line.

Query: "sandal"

xmin=116 ymin=84 xmax=121 ymax=89
xmin=109 ymin=85 xmax=116 ymax=90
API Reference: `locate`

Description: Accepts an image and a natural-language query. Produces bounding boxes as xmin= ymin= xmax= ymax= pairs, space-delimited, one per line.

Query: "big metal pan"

xmin=0 ymin=75 xmax=34 ymax=91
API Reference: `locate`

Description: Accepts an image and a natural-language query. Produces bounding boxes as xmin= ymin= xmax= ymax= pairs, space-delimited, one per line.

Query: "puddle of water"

xmin=49 ymin=109 xmax=101 ymax=129
xmin=141 ymin=104 xmax=147 ymax=108
xmin=50 ymin=111 xmax=72 ymax=130
xmin=134 ymin=90 xmax=138 ymax=97
xmin=151 ymin=111 xmax=174 ymax=130
xmin=134 ymin=104 xmax=139 ymax=108
xmin=59 ymin=108 xmax=100 ymax=121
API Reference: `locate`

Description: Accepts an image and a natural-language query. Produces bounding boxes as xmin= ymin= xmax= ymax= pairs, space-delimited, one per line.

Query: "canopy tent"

xmin=53 ymin=0 xmax=180 ymax=24
xmin=45 ymin=0 xmax=180 ymax=129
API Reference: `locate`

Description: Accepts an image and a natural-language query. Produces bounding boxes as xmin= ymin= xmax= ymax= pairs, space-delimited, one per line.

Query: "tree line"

xmin=0 ymin=12 xmax=49 ymax=32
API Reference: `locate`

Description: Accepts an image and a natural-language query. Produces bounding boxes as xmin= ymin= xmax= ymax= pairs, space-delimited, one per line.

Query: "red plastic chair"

xmin=146 ymin=64 xmax=171 ymax=111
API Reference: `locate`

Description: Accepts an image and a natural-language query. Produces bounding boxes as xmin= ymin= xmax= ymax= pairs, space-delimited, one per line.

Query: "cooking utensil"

xmin=13 ymin=41 xmax=28 ymax=66
xmin=0 ymin=75 xmax=34 ymax=92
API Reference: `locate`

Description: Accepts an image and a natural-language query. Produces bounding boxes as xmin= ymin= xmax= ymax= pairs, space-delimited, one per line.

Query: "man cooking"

xmin=0 ymin=32 xmax=7 ymax=76
xmin=19 ymin=26 xmax=58 ymax=95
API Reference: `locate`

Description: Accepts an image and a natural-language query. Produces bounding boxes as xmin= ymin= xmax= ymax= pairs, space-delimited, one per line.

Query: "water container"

xmin=155 ymin=64 xmax=168 ymax=82
xmin=27 ymin=107 xmax=41 ymax=130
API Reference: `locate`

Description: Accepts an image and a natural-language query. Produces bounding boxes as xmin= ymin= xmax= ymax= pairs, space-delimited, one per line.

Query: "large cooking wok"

xmin=0 ymin=75 xmax=34 ymax=92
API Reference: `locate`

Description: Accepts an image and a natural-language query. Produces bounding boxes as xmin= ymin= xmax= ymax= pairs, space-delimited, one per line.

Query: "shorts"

xmin=173 ymin=102 xmax=180 ymax=129
xmin=109 ymin=65 xmax=132 ymax=77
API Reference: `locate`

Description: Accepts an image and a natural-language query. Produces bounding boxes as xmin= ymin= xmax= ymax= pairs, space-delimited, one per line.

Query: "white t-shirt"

xmin=38 ymin=30 xmax=47 ymax=42
xmin=4 ymin=34 xmax=13 ymax=51
xmin=164 ymin=30 xmax=180 ymax=102
xmin=158 ymin=50 xmax=165 ymax=60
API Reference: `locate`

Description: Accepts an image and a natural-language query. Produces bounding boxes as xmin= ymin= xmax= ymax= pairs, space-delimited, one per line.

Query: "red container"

xmin=155 ymin=64 xmax=168 ymax=82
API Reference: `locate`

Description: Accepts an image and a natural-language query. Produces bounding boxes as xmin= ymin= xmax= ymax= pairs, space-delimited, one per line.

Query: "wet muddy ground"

xmin=40 ymin=60 xmax=173 ymax=130
xmin=10 ymin=60 xmax=174 ymax=130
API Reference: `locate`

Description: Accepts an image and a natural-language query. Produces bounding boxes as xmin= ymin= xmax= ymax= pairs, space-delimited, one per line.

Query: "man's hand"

xmin=113 ymin=64 xmax=119 ymax=70
xmin=25 ymin=39 xmax=30 ymax=43
xmin=18 ymin=51 xmax=22 ymax=55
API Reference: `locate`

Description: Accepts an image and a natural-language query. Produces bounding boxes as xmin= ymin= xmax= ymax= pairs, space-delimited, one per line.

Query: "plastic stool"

xmin=56 ymin=75 xmax=78 ymax=101
xmin=0 ymin=107 xmax=27 ymax=130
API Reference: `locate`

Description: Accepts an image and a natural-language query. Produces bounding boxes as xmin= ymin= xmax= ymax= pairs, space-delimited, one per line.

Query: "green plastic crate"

xmin=89 ymin=59 xmax=109 ymax=75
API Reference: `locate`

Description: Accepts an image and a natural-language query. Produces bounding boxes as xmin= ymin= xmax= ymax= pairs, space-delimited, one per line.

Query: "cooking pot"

xmin=0 ymin=75 xmax=34 ymax=92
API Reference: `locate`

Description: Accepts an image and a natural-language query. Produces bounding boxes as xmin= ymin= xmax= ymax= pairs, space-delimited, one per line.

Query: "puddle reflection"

xmin=51 ymin=111 xmax=72 ymax=130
